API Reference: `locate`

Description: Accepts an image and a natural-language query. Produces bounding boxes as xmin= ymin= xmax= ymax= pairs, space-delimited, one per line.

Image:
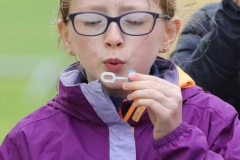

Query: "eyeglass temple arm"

xmin=158 ymin=14 xmax=171 ymax=19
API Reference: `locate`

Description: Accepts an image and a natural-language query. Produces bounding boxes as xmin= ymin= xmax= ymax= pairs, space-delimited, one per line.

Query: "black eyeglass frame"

xmin=66 ymin=11 xmax=171 ymax=36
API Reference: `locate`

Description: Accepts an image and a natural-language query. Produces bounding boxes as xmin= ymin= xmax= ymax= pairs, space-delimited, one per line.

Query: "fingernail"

xmin=128 ymin=70 xmax=136 ymax=82
xmin=129 ymin=70 xmax=136 ymax=74
xmin=122 ymin=83 xmax=127 ymax=89
xmin=127 ymin=94 xmax=132 ymax=100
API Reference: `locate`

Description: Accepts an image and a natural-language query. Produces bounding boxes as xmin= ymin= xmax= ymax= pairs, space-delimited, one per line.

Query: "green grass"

xmin=0 ymin=1 xmax=59 ymax=56
xmin=0 ymin=0 xmax=72 ymax=142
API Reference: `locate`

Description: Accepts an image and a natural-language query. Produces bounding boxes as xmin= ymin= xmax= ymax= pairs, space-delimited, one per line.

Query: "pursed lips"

xmin=104 ymin=58 xmax=125 ymax=64
xmin=103 ymin=58 xmax=125 ymax=72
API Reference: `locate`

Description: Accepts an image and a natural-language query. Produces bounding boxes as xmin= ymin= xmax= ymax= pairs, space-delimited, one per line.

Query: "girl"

xmin=1 ymin=0 xmax=240 ymax=159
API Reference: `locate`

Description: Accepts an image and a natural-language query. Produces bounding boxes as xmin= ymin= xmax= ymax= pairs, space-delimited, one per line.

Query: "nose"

xmin=104 ymin=22 xmax=124 ymax=48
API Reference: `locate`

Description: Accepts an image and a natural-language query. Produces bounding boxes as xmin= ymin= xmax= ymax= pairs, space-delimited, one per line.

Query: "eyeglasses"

xmin=66 ymin=11 xmax=170 ymax=36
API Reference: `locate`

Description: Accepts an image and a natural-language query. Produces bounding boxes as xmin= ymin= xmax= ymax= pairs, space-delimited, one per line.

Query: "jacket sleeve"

xmin=153 ymin=112 xmax=240 ymax=159
xmin=170 ymin=0 xmax=240 ymax=106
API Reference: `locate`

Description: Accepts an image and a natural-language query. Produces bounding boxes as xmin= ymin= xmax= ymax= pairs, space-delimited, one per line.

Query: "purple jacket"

xmin=1 ymin=57 xmax=240 ymax=160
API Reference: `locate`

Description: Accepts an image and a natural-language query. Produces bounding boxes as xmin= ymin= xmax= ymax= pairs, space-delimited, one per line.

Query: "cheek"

xmin=70 ymin=35 xmax=101 ymax=60
xmin=68 ymin=29 xmax=93 ymax=49
xmin=130 ymin=35 xmax=163 ymax=73
xmin=69 ymin=36 xmax=93 ymax=65
xmin=71 ymin=35 xmax=91 ymax=50
xmin=133 ymin=36 xmax=163 ymax=57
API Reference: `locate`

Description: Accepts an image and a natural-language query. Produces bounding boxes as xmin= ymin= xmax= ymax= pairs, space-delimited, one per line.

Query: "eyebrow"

xmin=119 ymin=5 xmax=149 ymax=13
xmin=76 ymin=5 xmax=106 ymax=12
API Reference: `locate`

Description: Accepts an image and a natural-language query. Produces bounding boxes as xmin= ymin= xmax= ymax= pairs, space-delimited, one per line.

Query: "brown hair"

xmin=58 ymin=0 xmax=176 ymax=23
xmin=158 ymin=0 xmax=176 ymax=18
xmin=58 ymin=0 xmax=70 ymax=24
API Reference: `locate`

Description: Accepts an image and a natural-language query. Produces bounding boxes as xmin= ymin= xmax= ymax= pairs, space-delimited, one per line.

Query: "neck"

xmin=102 ymin=85 xmax=131 ymax=98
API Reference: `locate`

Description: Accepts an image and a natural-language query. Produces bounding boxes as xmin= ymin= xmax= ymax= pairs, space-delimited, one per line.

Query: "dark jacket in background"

xmin=170 ymin=0 xmax=240 ymax=112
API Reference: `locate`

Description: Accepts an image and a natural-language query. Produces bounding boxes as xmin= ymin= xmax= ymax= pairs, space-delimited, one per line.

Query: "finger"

xmin=133 ymin=99 xmax=176 ymax=121
xmin=128 ymin=89 xmax=182 ymax=110
xmin=128 ymin=73 xmax=177 ymax=88
xmin=123 ymin=80 xmax=181 ymax=98
xmin=133 ymin=99 xmax=182 ymax=131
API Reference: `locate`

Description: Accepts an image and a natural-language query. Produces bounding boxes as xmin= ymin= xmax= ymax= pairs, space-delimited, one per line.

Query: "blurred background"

xmin=0 ymin=0 xmax=220 ymax=143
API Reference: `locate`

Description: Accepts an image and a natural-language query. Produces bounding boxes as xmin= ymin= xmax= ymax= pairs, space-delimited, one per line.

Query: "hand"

xmin=122 ymin=73 xmax=182 ymax=140
xmin=233 ymin=0 xmax=240 ymax=7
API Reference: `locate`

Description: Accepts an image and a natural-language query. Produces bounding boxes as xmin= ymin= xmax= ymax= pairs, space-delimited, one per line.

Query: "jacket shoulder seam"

xmin=9 ymin=109 xmax=61 ymax=160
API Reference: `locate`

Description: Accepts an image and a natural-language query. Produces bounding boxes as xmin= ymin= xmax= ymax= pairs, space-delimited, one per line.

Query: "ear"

xmin=161 ymin=17 xmax=181 ymax=53
xmin=57 ymin=22 xmax=75 ymax=55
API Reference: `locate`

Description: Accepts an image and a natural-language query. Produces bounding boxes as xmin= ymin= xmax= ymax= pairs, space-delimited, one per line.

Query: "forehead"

xmin=69 ymin=0 xmax=161 ymax=13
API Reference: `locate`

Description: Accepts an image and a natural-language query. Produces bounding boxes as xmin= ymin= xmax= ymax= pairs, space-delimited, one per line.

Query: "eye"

xmin=83 ymin=20 xmax=102 ymax=26
xmin=126 ymin=20 xmax=145 ymax=26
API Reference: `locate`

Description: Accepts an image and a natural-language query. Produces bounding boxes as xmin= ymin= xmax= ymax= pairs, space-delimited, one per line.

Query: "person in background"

xmin=170 ymin=0 xmax=240 ymax=112
xmin=1 ymin=0 xmax=240 ymax=159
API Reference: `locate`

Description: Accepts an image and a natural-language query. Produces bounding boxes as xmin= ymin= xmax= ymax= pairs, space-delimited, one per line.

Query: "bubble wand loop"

xmin=100 ymin=70 xmax=146 ymax=123
xmin=100 ymin=72 xmax=128 ymax=83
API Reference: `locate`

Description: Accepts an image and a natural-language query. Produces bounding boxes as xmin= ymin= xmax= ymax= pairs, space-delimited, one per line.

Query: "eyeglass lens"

xmin=73 ymin=12 xmax=154 ymax=36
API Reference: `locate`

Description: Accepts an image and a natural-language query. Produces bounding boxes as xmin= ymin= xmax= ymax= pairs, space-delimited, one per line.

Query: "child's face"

xmin=59 ymin=0 xmax=178 ymax=91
